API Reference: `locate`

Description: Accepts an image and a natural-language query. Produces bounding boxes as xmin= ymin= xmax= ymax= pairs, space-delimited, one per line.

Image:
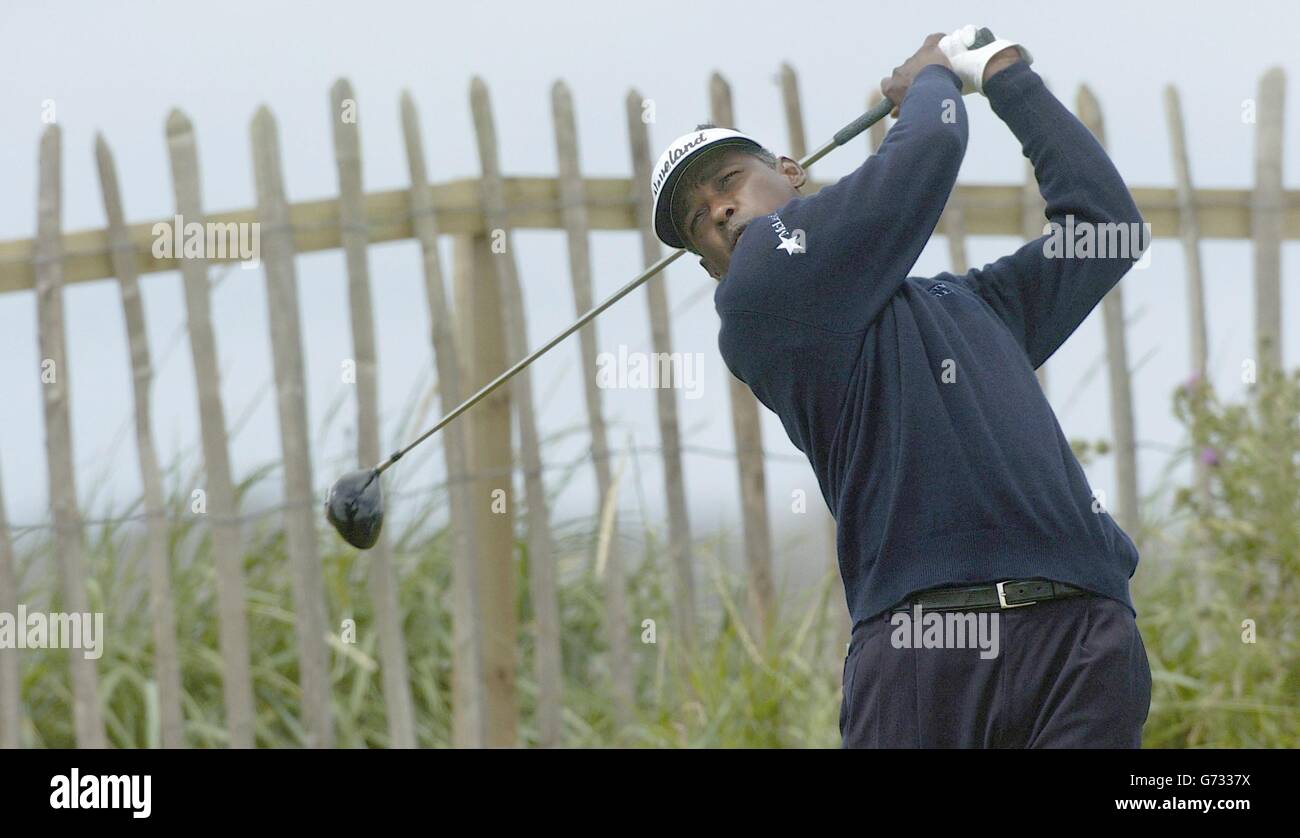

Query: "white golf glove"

xmin=938 ymin=24 xmax=1033 ymax=96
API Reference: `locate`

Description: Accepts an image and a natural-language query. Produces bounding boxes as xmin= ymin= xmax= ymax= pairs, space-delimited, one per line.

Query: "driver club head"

xmin=325 ymin=468 xmax=384 ymax=550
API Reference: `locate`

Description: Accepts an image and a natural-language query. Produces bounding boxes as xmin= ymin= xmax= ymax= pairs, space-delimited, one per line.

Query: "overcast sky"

xmin=1 ymin=1 xmax=1296 ymax=576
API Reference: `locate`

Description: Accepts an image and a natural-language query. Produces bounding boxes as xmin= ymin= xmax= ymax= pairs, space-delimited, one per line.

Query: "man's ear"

xmin=779 ymin=156 xmax=807 ymax=190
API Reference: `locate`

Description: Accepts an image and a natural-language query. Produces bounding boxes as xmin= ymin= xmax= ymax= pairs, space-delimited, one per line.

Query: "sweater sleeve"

xmin=947 ymin=61 xmax=1147 ymax=369
xmin=717 ymin=63 xmax=968 ymax=333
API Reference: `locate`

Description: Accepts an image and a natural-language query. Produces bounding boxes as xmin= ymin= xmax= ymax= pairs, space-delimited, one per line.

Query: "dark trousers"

xmin=840 ymin=594 xmax=1152 ymax=748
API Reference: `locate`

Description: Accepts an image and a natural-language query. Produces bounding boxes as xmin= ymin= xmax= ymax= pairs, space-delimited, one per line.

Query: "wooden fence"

xmin=0 ymin=64 xmax=1294 ymax=748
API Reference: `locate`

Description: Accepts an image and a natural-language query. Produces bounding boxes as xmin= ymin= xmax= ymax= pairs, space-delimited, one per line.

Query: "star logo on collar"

xmin=775 ymin=234 xmax=804 ymax=255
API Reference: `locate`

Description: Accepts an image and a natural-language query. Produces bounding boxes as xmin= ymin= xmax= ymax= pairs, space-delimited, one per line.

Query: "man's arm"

xmin=949 ymin=59 xmax=1147 ymax=369
xmin=721 ymin=58 xmax=968 ymax=333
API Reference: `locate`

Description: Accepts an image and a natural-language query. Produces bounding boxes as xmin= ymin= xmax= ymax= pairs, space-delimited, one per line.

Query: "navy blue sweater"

xmin=715 ymin=61 xmax=1146 ymax=626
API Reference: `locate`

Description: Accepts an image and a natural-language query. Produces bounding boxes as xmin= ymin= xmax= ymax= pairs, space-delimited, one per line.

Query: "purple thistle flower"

xmin=1199 ymin=446 xmax=1220 ymax=467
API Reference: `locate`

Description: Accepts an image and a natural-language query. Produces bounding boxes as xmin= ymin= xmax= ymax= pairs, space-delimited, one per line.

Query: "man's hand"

xmin=939 ymin=25 xmax=1034 ymax=95
xmin=880 ymin=33 xmax=953 ymax=118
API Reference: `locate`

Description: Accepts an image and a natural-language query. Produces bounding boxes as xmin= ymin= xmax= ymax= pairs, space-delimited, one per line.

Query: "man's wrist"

xmin=918 ymin=62 xmax=964 ymax=91
xmin=982 ymin=54 xmax=1035 ymax=104
xmin=982 ymin=47 xmax=1025 ymax=85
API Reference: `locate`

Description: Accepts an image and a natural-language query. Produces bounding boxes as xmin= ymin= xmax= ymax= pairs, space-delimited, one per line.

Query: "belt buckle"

xmin=996 ymin=580 xmax=1036 ymax=609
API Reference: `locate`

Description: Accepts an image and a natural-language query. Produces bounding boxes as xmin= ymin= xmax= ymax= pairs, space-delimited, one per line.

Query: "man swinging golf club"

xmin=650 ymin=28 xmax=1152 ymax=747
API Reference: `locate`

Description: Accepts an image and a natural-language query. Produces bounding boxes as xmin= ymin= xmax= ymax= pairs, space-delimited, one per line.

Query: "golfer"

xmin=650 ymin=30 xmax=1152 ymax=748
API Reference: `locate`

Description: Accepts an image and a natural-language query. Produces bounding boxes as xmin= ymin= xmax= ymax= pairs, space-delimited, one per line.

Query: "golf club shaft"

xmin=376 ymin=246 xmax=687 ymax=473
xmin=375 ymin=88 xmax=906 ymax=475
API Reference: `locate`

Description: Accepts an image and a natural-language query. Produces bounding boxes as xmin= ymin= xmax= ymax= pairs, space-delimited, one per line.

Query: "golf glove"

xmin=939 ymin=24 xmax=1033 ymax=96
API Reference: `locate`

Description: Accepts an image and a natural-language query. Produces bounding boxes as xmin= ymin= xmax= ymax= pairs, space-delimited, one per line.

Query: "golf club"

xmin=325 ymin=28 xmax=997 ymax=549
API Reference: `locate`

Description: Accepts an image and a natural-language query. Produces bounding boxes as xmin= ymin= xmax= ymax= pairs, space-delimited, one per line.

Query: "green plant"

xmin=12 ymin=370 xmax=1297 ymax=748
xmin=1134 ymin=368 xmax=1300 ymax=747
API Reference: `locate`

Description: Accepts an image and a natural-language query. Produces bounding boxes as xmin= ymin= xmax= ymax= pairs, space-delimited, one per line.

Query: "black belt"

xmin=890 ymin=580 xmax=1088 ymax=613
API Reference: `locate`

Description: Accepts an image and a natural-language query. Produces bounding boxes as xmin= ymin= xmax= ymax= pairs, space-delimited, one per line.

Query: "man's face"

xmin=675 ymin=147 xmax=806 ymax=280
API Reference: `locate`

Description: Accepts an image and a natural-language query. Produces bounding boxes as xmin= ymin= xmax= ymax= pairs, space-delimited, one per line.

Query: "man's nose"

xmin=711 ymin=200 xmax=735 ymax=228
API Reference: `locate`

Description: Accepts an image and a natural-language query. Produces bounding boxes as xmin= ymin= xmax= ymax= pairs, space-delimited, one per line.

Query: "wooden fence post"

xmin=624 ymin=89 xmax=698 ymax=651
xmin=1250 ymin=67 xmax=1288 ymax=628
xmin=164 ymin=110 xmax=255 ymax=748
xmin=94 ymin=135 xmax=185 ymax=749
xmin=1163 ymin=84 xmax=1217 ymax=656
xmin=469 ymin=77 xmax=570 ymax=742
xmin=779 ymin=63 xmax=808 ymax=159
xmin=551 ymin=78 xmax=629 ymax=741
xmin=709 ymin=71 xmax=776 ymax=642
xmin=944 ymin=199 xmax=970 ymax=274
xmin=34 ymin=125 xmax=106 ymax=748
xmin=1162 ymin=87 xmax=1210 ymax=413
xmin=1252 ymin=68 xmax=1285 ymax=378
xmin=867 ymin=90 xmax=888 ymax=156
xmin=0 ymin=458 xmax=21 ymax=748
xmin=398 ymin=92 xmax=486 ymax=748
xmin=250 ymin=106 xmax=334 ymax=748
xmin=1076 ymin=85 xmax=1141 ymax=543
xmin=452 ymin=232 xmax=517 ymax=747
xmin=329 ymin=79 xmax=416 ymax=749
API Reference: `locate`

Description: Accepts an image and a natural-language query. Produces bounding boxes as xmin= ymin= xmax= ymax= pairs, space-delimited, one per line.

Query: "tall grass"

xmin=11 ymin=444 xmax=847 ymax=747
xmin=8 ymin=372 xmax=1298 ymax=748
